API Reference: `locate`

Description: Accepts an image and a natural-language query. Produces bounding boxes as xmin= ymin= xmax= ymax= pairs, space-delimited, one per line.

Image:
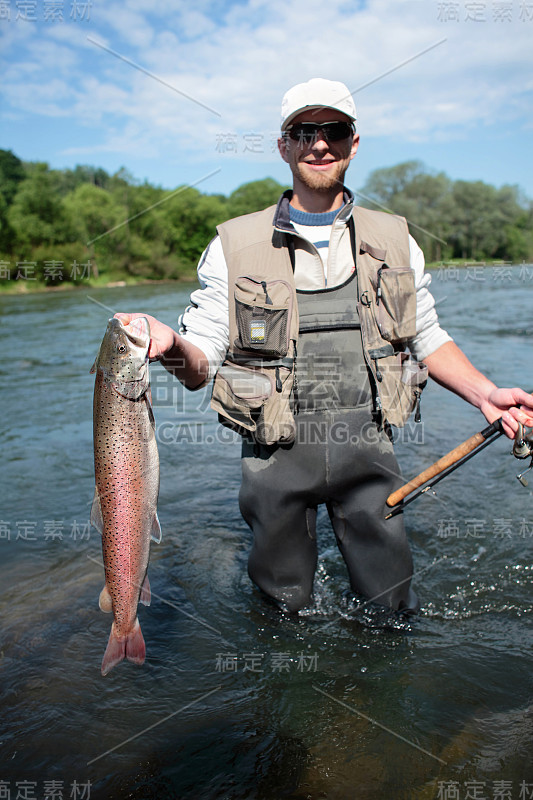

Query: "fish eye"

xmin=118 ymin=344 xmax=127 ymax=353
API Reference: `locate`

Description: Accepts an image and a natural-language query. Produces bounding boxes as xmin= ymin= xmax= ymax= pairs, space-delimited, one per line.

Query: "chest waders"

xmin=240 ymin=271 xmax=420 ymax=614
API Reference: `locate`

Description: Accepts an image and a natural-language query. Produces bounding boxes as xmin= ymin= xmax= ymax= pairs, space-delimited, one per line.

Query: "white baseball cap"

xmin=281 ymin=78 xmax=357 ymax=131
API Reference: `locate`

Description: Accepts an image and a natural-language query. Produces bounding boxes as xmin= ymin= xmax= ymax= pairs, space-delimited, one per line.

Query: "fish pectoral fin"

xmin=99 ymin=584 xmax=113 ymax=613
xmin=139 ymin=574 xmax=151 ymax=606
xmin=90 ymin=358 xmax=98 ymax=374
xmin=151 ymin=513 xmax=162 ymax=544
xmin=146 ymin=388 xmax=155 ymax=427
xmin=90 ymin=489 xmax=104 ymax=535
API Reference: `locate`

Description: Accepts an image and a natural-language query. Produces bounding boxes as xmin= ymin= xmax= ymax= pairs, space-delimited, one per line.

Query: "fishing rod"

xmin=385 ymin=415 xmax=533 ymax=520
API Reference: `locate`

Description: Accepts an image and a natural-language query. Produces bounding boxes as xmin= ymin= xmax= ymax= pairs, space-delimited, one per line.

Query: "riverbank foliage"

xmin=1 ymin=150 xmax=531 ymax=290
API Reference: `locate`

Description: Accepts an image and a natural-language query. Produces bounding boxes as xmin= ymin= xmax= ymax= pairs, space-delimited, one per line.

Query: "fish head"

xmin=91 ymin=317 xmax=151 ymax=385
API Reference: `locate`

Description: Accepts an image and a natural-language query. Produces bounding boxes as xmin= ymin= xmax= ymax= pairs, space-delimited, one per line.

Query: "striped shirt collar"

xmin=273 ymin=188 xmax=355 ymax=232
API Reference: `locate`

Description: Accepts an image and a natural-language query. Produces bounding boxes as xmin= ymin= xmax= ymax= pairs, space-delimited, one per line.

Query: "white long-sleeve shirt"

xmin=179 ymin=207 xmax=452 ymax=382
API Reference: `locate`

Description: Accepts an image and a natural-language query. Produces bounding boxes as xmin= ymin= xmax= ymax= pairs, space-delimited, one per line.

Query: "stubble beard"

xmin=294 ymin=160 xmax=346 ymax=194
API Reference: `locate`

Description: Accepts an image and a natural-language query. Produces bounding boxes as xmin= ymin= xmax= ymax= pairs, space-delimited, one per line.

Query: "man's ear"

xmin=278 ymin=135 xmax=290 ymax=163
xmin=349 ymin=133 xmax=360 ymax=161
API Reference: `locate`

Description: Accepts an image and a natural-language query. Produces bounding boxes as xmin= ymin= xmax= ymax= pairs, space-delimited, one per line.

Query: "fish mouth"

xmin=109 ymin=316 xmax=150 ymax=348
xmin=126 ymin=316 xmax=151 ymax=345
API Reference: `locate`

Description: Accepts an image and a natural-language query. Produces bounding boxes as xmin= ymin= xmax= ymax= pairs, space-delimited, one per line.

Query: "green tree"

xmin=7 ymin=163 xmax=75 ymax=257
xmin=503 ymin=203 xmax=533 ymax=262
xmin=0 ymin=149 xmax=26 ymax=252
xmin=0 ymin=149 xmax=25 ymax=205
xmin=359 ymin=160 xmax=426 ymax=208
xmin=64 ymin=182 xmax=129 ymax=278
xmin=450 ymin=181 xmax=524 ymax=260
xmin=226 ymin=178 xmax=287 ymax=218
xmin=2 ymin=148 xmax=531 ymax=290
xmin=58 ymin=164 xmax=111 ymax=195
xmin=154 ymin=188 xmax=228 ymax=275
xmin=359 ymin=163 xmax=530 ymax=262
xmin=0 ymin=190 xmax=11 ymax=256
xmin=359 ymin=162 xmax=454 ymax=261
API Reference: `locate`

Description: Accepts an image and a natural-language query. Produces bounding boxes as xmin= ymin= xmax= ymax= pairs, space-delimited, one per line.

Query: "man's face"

xmin=278 ymin=108 xmax=359 ymax=194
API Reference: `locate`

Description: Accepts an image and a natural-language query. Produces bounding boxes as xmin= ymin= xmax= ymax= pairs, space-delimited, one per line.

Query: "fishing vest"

xmin=210 ymin=203 xmax=428 ymax=445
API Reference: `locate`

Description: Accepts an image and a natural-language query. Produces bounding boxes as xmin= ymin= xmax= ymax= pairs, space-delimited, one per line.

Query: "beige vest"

xmin=210 ymin=203 xmax=428 ymax=444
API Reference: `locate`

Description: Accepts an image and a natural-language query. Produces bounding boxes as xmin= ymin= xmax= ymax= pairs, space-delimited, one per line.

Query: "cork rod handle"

xmin=386 ymin=431 xmax=488 ymax=508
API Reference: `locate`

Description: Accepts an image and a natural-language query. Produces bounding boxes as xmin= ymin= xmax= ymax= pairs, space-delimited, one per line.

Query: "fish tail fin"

xmin=125 ymin=618 xmax=146 ymax=666
xmin=101 ymin=619 xmax=145 ymax=676
xmin=101 ymin=623 xmax=126 ymax=676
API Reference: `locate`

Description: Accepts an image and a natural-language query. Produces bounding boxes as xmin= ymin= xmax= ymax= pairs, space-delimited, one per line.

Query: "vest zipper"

xmin=414 ymin=389 xmax=422 ymax=422
xmin=275 ymin=366 xmax=282 ymax=392
xmin=292 ymin=342 xmax=300 ymax=413
xmin=376 ymin=267 xmax=382 ymax=305
xmin=376 ymin=264 xmax=388 ymax=306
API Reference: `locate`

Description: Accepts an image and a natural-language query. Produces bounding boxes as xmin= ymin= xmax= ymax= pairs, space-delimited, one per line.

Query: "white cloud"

xmin=1 ymin=0 xmax=532 ymax=191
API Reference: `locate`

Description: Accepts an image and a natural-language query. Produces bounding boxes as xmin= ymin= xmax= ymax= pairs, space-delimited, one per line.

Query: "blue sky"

xmin=1 ymin=0 xmax=533 ymax=201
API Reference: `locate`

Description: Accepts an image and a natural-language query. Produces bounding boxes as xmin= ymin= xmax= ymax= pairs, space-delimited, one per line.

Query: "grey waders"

xmin=240 ymin=272 xmax=419 ymax=614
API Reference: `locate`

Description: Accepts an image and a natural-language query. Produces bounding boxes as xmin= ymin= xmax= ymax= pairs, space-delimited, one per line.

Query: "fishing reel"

xmin=513 ymin=422 xmax=533 ymax=487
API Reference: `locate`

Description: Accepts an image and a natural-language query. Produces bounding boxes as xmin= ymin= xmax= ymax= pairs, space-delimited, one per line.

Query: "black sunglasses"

xmin=285 ymin=121 xmax=355 ymax=145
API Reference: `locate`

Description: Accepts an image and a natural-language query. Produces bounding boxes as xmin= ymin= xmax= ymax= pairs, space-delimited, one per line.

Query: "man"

xmin=118 ymin=78 xmax=533 ymax=614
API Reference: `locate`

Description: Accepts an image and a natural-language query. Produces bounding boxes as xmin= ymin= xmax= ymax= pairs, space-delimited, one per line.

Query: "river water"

xmin=1 ymin=265 xmax=532 ymax=800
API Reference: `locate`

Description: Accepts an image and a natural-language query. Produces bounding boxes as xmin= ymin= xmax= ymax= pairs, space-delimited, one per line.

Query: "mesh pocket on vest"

xmin=235 ymin=303 xmax=288 ymax=355
xmin=234 ymin=277 xmax=293 ymax=357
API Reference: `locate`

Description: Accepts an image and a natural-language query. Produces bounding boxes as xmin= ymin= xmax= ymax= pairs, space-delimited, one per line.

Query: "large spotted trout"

xmin=90 ymin=316 xmax=161 ymax=676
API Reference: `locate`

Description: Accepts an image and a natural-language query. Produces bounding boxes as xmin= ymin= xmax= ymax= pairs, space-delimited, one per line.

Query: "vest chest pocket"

xmin=374 ymin=265 xmax=417 ymax=343
xmin=234 ymin=277 xmax=293 ymax=357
